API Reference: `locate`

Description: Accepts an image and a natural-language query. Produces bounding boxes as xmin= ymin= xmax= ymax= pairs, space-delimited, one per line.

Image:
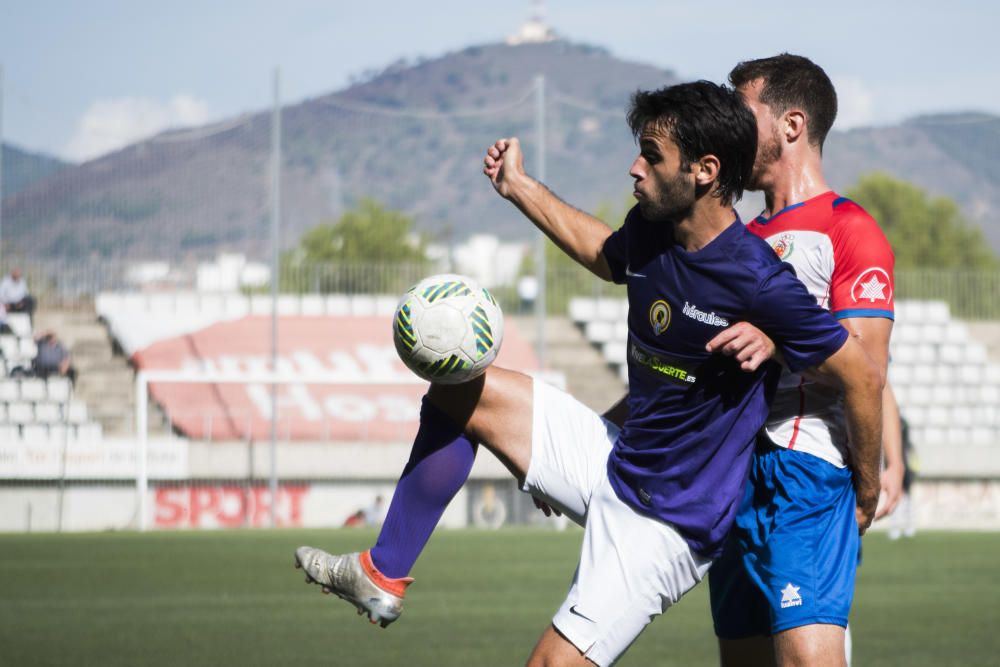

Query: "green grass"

xmin=1 ymin=529 xmax=998 ymax=666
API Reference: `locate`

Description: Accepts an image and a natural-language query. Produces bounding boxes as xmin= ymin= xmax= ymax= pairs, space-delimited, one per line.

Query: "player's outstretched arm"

xmin=810 ymin=337 xmax=884 ymax=534
xmin=484 ymin=137 xmax=613 ymax=280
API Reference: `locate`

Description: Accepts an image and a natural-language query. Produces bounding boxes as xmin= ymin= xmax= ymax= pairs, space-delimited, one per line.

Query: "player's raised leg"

xmin=295 ymin=365 xmax=536 ymax=626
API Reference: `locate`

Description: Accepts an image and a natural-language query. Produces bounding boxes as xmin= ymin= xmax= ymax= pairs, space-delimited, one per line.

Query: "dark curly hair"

xmin=627 ymin=80 xmax=757 ymax=205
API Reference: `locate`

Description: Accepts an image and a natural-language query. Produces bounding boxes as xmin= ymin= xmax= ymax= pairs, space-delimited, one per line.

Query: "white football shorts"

xmin=522 ymin=379 xmax=713 ymax=666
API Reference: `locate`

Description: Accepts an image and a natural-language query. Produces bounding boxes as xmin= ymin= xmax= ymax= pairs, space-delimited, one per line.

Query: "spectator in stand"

xmin=33 ymin=331 xmax=77 ymax=385
xmin=0 ymin=269 xmax=36 ymax=323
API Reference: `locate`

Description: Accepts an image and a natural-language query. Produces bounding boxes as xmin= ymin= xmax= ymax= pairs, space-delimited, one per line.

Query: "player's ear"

xmin=784 ymin=109 xmax=806 ymax=143
xmin=694 ymin=155 xmax=721 ymax=187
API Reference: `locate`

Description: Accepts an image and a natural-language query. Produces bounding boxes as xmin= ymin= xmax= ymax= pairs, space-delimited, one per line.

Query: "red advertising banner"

xmin=133 ymin=315 xmax=538 ymax=441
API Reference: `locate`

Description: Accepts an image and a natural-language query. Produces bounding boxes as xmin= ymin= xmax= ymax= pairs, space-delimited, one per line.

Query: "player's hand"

xmin=705 ymin=322 xmax=777 ymax=372
xmin=874 ymin=464 xmax=904 ymax=521
xmin=855 ymin=492 xmax=878 ymax=535
xmin=532 ymin=495 xmax=562 ymax=518
xmin=483 ymin=137 xmax=527 ymax=199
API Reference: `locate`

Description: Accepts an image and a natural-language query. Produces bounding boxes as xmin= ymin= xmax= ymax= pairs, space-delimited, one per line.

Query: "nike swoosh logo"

xmin=569 ymin=605 xmax=596 ymax=623
xmin=625 ymin=265 xmax=646 ymax=278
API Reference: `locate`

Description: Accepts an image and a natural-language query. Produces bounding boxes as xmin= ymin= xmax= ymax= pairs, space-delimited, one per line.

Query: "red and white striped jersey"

xmin=747 ymin=191 xmax=894 ymax=467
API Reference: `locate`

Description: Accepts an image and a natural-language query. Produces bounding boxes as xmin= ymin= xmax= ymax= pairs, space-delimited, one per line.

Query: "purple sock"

xmin=369 ymin=397 xmax=477 ymax=579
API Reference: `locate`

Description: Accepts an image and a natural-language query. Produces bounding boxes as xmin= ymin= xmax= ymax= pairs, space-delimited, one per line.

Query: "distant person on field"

xmin=33 ymin=331 xmax=77 ymax=385
xmin=0 ymin=268 xmax=36 ymax=322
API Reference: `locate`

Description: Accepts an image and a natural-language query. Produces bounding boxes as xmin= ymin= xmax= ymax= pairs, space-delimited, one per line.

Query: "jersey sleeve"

xmin=829 ymin=206 xmax=895 ymax=320
xmin=748 ymin=264 xmax=850 ymax=373
xmin=601 ymin=208 xmax=637 ymax=285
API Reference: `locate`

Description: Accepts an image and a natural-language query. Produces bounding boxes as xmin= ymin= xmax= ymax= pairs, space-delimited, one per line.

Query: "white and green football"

xmin=393 ymin=273 xmax=504 ymax=384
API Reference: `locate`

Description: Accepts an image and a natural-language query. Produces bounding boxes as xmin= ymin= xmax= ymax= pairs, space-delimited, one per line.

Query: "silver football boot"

xmin=294 ymin=546 xmax=412 ymax=628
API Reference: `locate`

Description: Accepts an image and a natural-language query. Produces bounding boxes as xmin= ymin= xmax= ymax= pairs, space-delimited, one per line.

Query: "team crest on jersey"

xmin=649 ymin=300 xmax=672 ymax=335
xmin=770 ymin=233 xmax=796 ymax=260
xmin=851 ymin=267 xmax=892 ymax=303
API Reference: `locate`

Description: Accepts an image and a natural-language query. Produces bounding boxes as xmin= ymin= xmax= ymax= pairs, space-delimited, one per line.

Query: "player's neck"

xmin=673 ymin=200 xmax=735 ymax=252
xmin=762 ymin=155 xmax=830 ymax=217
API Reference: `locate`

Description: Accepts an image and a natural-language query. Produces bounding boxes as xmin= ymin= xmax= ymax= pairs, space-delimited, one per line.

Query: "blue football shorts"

xmin=709 ymin=437 xmax=859 ymax=637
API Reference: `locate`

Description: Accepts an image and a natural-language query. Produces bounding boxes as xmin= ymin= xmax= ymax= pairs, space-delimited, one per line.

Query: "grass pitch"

xmin=1 ymin=529 xmax=998 ymax=666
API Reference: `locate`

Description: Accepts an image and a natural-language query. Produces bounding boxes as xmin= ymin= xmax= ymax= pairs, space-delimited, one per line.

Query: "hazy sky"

xmin=2 ymin=0 xmax=998 ymax=162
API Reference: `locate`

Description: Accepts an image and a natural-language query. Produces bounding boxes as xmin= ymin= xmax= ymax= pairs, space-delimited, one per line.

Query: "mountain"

xmin=824 ymin=112 xmax=1000 ymax=250
xmin=2 ymin=41 xmax=999 ymax=261
xmin=2 ymin=144 xmax=70 ymax=198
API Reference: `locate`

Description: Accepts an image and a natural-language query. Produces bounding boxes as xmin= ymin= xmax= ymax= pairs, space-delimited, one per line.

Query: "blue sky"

xmin=2 ymin=0 xmax=998 ymax=162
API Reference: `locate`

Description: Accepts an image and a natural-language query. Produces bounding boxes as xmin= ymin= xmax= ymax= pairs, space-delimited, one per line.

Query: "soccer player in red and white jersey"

xmin=706 ymin=54 xmax=903 ymax=667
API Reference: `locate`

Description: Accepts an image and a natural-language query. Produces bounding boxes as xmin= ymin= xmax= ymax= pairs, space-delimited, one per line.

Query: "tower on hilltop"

xmin=506 ymin=0 xmax=557 ymax=45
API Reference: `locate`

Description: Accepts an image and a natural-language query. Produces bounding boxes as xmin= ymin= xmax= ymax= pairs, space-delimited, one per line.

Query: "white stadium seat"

xmin=926 ymin=406 xmax=949 ymax=426
xmin=585 ymin=321 xmax=614 ymax=344
xmin=67 ymin=402 xmax=89 ymax=424
xmin=19 ymin=379 xmax=47 ymax=401
xmin=568 ymin=298 xmax=596 ymax=323
xmin=915 ymin=344 xmax=936 ymax=363
xmin=888 ymin=365 xmax=912 ymax=385
xmin=985 ymin=366 xmax=1000 ymax=383
xmin=0 ymin=424 xmax=19 ymax=442
xmin=76 ymin=422 xmax=103 ymax=442
xmin=18 ymin=338 xmax=37 ymax=360
xmin=602 ymin=340 xmax=628 ymax=366
xmin=920 ymin=324 xmax=945 ymax=343
xmin=944 ymin=322 xmax=968 ymax=342
xmin=931 ymin=385 xmax=955 ymax=406
xmin=34 ymin=402 xmax=62 ymax=423
xmin=950 ymin=406 xmax=973 ymax=424
xmin=47 ymin=377 xmax=72 ymax=402
xmin=970 ymin=427 xmax=993 ymax=446
xmin=933 ymin=365 xmax=957 ymax=384
xmin=945 ymin=427 xmax=970 ymax=446
xmin=0 ymin=380 xmax=19 ymax=402
xmin=938 ymin=344 xmax=962 ymax=364
xmin=596 ymin=299 xmax=625 ymax=321
xmin=7 ymin=313 xmax=31 ymax=338
xmin=907 ymin=386 xmax=932 ymax=405
xmin=7 ymin=402 xmax=33 ymax=424
xmin=963 ymin=345 xmax=988 ymax=363
xmin=924 ymin=301 xmax=951 ymax=323
xmin=959 ymin=365 xmax=983 ymax=384
xmin=912 ymin=365 xmax=935 ymax=385
xmin=21 ymin=424 xmax=48 ymax=443
xmin=0 ymin=335 xmax=19 ymax=360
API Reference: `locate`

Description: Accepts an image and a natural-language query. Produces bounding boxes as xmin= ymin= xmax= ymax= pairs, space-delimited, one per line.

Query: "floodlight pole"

xmin=0 ymin=63 xmax=5 ymax=269
xmin=534 ymin=74 xmax=547 ymax=369
xmin=269 ymin=68 xmax=282 ymax=528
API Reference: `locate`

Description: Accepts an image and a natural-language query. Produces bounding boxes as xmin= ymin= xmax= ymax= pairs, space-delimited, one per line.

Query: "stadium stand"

xmin=95 ymin=291 xmax=544 ymax=442
xmin=0 ymin=310 xmax=104 ymax=445
xmin=568 ymin=297 xmax=1000 ymax=449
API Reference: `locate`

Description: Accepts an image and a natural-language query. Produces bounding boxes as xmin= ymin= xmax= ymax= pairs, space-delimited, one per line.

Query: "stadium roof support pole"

xmin=136 ymin=371 xmax=149 ymax=531
xmin=269 ymin=68 xmax=282 ymax=528
xmin=534 ymin=73 xmax=546 ymax=369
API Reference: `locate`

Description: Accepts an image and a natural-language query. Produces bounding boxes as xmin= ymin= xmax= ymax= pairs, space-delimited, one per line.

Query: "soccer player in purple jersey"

xmin=293 ymin=81 xmax=883 ymax=666
xmin=706 ymin=55 xmax=903 ymax=667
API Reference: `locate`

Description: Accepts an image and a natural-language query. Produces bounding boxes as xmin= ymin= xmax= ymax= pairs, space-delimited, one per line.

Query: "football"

xmin=393 ymin=273 xmax=504 ymax=384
